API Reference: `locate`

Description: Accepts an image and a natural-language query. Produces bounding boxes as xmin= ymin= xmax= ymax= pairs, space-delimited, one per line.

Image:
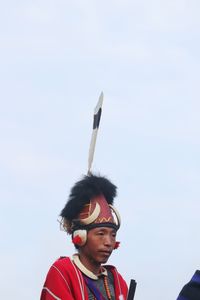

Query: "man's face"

xmin=79 ymin=227 xmax=117 ymax=269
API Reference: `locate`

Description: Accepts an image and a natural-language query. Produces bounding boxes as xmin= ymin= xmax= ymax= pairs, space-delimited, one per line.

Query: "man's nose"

xmin=104 ymin=235 xmax=113 ymax=245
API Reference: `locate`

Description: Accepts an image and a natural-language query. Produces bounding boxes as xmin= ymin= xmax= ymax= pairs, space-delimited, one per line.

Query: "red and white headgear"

xmin=60 ymin=174 xmax=121 ymax=246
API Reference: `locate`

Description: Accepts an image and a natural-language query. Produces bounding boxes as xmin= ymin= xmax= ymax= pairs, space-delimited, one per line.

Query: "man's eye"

xmin=97 ymin=232 xmax=104 ymax=235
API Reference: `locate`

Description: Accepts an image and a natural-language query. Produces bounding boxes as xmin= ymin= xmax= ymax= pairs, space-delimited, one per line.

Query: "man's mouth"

xmin=99 ymin=250 xmax=112 ymax=256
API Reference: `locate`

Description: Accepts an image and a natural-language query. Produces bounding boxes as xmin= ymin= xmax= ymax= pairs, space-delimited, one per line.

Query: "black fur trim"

xmin=60 ymin=174 xmax=117 ymax=221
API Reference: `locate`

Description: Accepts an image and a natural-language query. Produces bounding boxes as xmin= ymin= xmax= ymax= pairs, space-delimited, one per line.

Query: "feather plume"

xmin=88 ymin=92 xmax=104 ymax=174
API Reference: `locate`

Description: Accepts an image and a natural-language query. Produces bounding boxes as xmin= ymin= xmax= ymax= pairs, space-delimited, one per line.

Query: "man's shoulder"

xmin=51 ymin=256 xmax=74 ymax=272
xmin=104 ymin=264 xmax=128 ymax=292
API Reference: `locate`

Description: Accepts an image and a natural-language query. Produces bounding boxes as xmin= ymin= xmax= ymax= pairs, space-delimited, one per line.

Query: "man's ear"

xmin=72 ymin=230 xmax=87 ymax=246
xmin=114 ymin=241 xmax=120 ymax=249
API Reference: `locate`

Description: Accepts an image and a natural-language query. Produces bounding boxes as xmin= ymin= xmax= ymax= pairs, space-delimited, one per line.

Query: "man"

xmin=177 ymin=270 xmax=200 ymax=300
xmin=40 ymin=174 xmax=128 ymax=300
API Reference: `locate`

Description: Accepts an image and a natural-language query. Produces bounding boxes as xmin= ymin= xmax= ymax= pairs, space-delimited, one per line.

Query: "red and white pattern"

xmin=40 ymin=256 xmax=128 ymax=300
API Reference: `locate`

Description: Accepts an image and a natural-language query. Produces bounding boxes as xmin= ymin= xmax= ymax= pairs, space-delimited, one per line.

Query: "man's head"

xmin=60 ymin=174 xmax=121 ymax=248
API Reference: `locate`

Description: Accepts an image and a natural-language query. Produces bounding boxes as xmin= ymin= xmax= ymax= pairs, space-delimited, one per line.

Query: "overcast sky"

xmin=1 ymin=1 xmax=200 ymax=300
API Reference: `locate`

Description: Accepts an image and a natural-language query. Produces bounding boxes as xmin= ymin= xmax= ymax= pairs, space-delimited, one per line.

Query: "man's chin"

xmin=97 ymin=252 xmax=111 ymax=264
xmin=99 ymin=257 xmax=109 ymax=264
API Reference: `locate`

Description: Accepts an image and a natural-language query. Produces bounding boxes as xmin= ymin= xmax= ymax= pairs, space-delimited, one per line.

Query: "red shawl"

xmin=41 ymin=257 xmax=128 ymax=300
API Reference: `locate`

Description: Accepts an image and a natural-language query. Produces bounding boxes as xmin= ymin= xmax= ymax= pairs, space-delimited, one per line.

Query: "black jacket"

xmin=177 ymin=270 xmax=200 ymax=300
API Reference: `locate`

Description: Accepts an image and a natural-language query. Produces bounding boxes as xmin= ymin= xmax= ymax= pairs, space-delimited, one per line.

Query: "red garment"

xmin=41 ymin=257 xmax=128 ymax=300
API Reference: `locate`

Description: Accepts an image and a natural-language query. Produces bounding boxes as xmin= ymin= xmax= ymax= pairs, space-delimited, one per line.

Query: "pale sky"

xmin=1 ymin=1 xmax=200 ymax=300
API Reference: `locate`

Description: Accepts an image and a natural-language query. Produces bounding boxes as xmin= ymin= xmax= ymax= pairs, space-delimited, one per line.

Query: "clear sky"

xmin=1 ymin=1 xmax=200 ymax=299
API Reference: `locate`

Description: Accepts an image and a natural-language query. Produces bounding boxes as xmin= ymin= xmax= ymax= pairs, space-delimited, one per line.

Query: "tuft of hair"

xmin=60 ymin=174 xmax=117 ymax=221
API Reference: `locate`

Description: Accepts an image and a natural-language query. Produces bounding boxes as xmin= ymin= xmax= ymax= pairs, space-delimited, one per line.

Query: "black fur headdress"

xmin=60 ymin=174 xmax=117 ymax=221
